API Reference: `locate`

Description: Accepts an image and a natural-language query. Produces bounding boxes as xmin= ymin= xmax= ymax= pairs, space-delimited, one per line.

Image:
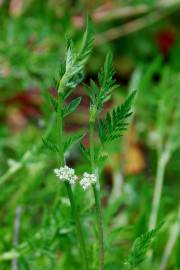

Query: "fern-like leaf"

xmin=98 ymin=91 xmax=136 ymax=144
xmin=49 ymin=93 xmax=58 ymax=112
xmin=124 ymin=224 xmax=162 ymax=269
xmin=59 ymin=16 xmax=93 ymax=95
xmin=63 ymin=97 xmax=82 ymax=117
xmin=64 ymin=132 xmax=85 ymax=152
xmin=79 ymin=143 xmax=90 ymax=161
xmin=76 ymin=16 xmax=94 ymax=66
xmin=97 ymin=51 xmax=117 ymax=109
xmin=86 ymin=51 xmax=118 ymax=111
xmin=42 ymin=138 xmax=60 ymax=152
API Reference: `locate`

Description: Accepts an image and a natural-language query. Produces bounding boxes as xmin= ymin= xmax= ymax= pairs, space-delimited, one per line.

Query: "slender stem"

xmin=90 ymin=122 xmax=95 ymax=169
xmin=90 ymin=120 xmax=104 ymax=270
xmin=57 ymin=91 xmax=89 ymax=270
xmin=65 ymin=182 xmax=89 ymax=270
xmin=148 ymin=148 xmax=171 ymax=257
xmin=93 ymin=185 xmax=104 ymax=270
xmin=160 ymin=204 xmax=180 ymax=270
xmin=148 ymin=149 xmax=170 ymax=231
xmin=12 ymin=206 xmax=22 ymax=270
xmin=57 ymin=93 xmax=64 ymax=166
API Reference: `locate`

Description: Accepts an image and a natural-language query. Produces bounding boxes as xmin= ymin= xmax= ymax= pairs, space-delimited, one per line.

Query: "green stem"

xmin=57 ymin=91 xmax=89 ymax=270
xmin=160 ymin=204 xmax=180 ymax=270
xmin=65 ymin=182 xmax=89 ymax=270
xmin=148 ymin=149 xmax=170 ymax=231
xmin=57 ymin=94 xmax=64 ymax=166
xmin=90 ymin=120 xmax=104 ymax=270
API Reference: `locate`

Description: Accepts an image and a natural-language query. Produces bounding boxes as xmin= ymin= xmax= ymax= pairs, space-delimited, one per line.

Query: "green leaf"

xmin=42 ymin=138 xmax=59 ymax=152
xmin=64 ymin=132 xmax=85 ymax=152
xmin=86 ymin=51 xmax=118 ymax=110
xmin=79 ymin=143 xmax=90 ymax=161
xmin=49 ymin=93 xmax=58 ymax=112
xmin=63 ymin=97 xmax=82 ymax=117
xmin=85 ymin=82 xmax=96 ymax=104
xmin=98 ymin=91 xmax=136 ymax=144
xmin=65 ymin=38 xmax=74 ymax=71
xmin=77 ymin=15 xmax=94 ymax=66
xmin=97 ymin=51 xmax=117 ymax=106
xmin=125 ymin=224 xmax=162 ymax=269
xmin=59 ymin=16 xmax=93 ymax=93
xmin=97 ymin=154 xmax=108 ymax=167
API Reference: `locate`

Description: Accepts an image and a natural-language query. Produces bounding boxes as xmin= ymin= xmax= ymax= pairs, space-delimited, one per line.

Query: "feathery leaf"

xmin=86 ymin=51 xmax=118 ymax=111
xmin=59 ymin=16 xmax=93 ymax=94
xmin=63 ymin=97 xmax=82 ymax=117
xmin=49 ymin=93 xmax=58 ymax=112
xmin=64 ymin=132 xmax=85 ymax=152
xmin=98 ymin=91 xmax=136 ymax=144
xmin=79 ymin=143 xmax=90 ymax=161
xmin=42 ymin=138 xmax=60 ymax=153
xmin=124 ymin=226 xmax=160 ymax=269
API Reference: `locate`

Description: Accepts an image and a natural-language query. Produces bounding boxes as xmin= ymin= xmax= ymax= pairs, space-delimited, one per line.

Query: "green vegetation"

xmin=0 ymin=1 xmax=180 ymax=270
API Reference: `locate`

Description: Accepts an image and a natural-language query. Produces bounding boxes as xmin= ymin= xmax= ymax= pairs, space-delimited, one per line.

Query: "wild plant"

xmin=42 ymin=17 xmax=162 ymax=270
xmin=0 ymin=17 xmax=167 ymax=270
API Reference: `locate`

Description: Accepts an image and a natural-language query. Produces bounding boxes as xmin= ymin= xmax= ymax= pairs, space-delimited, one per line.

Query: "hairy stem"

xmin=90 ymin=120 xmax=104 ymax=270
xmin=57 ymin=91 xmax=89 ymax=270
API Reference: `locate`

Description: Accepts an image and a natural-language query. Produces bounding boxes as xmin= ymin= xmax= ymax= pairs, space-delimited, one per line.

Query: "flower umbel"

xmin=80 ymin=172 xmax=97 ymax=190
xmin=54 ymin=165 xmax=78 ymax=185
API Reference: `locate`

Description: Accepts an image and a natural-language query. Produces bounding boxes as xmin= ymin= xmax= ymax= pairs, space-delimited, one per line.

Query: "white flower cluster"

xmin=54 ymin=165 xmax=78 ymax=185
xmin=80 ymin=172 xmax=97 ymax=190
xmin=54 ymin=166 xmax=97 ymax=190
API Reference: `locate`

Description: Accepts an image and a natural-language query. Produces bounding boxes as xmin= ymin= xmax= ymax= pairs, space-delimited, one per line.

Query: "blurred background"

xmin=0 ymin=0 xmax=180 ymax=269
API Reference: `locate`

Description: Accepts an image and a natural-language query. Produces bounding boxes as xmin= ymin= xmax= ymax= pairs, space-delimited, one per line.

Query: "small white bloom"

xmin=80 ymin=172 xmax=97 ymax=190
xmin=54 ymin=165 xmax=78 ymax=185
